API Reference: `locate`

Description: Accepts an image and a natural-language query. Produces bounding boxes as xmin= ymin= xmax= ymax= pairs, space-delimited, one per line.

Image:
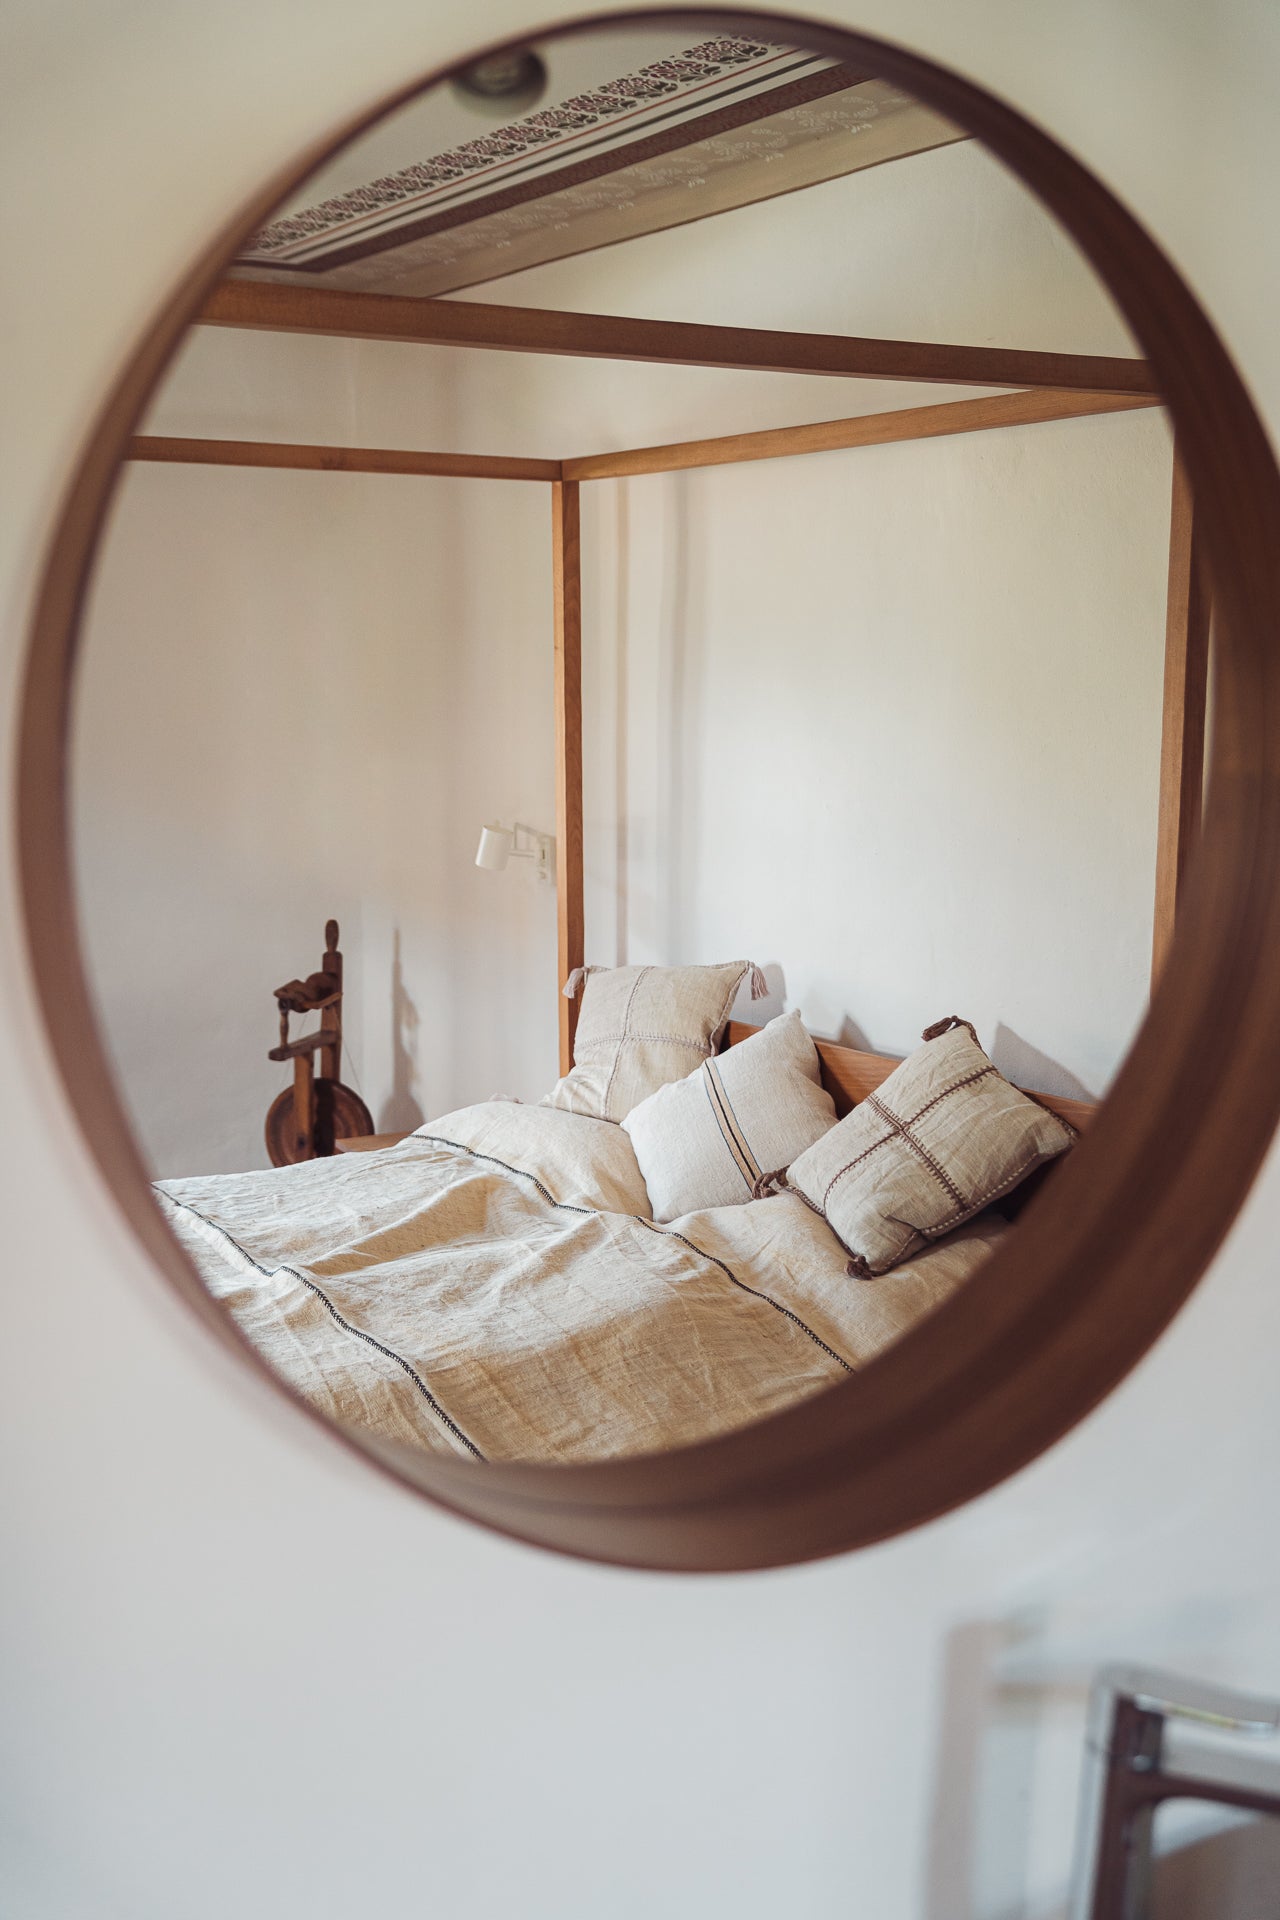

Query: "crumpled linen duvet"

xmin=156 ymin=1100 xmax=1006 ymax=1463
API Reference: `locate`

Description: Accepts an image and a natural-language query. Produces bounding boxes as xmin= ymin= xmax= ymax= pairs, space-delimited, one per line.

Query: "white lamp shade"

xmin=475 ymin=824 xmax=513 ymax=871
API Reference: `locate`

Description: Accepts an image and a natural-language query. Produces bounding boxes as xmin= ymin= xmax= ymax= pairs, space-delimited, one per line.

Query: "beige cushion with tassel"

xmin=543 ymin=961 xmax=766 ymax=1123
xmin=622 ymin=1012 xmax=837 ymax=1222
xmin=781 ymin=1016 xmax=1077 ymax=1275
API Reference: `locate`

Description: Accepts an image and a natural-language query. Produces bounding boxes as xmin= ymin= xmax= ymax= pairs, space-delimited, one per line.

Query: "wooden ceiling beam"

xmin=202 ymin=280 xmax=1157 ymax=397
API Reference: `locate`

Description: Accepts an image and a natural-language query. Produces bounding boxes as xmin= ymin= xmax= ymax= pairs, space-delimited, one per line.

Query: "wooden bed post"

xmin=553 ymin=479 xmax=584 ymax=1075
xmin=1152 ymin=437 xmax=1211 ymax=985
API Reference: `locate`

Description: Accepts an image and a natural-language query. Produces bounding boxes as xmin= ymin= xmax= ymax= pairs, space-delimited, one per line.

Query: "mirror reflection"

xmin=71 ymin=22 xmax=1197 ymax=1466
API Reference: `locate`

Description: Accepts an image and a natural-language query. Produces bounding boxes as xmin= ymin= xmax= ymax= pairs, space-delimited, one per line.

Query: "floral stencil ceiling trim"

xmin=233 ymin=37 xmax=964 ymax=296
xmin=242 ymin=38 xmax=816 ymax=262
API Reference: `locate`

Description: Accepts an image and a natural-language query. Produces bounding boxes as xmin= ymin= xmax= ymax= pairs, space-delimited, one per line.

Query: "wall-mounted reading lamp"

xmin=475 ymin=822 xmax=556 ymax=883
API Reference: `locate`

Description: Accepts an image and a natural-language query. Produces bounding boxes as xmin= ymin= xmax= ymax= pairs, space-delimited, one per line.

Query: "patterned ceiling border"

xmin=241 ymin=36 xmax=817 ymax=264
xmin=256 ymin=65 xmax=870 ymax=278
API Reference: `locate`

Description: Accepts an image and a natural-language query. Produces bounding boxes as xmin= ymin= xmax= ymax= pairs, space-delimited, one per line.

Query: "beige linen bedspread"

xmin=156 ymin=1101 xmax=1005 ymax=1464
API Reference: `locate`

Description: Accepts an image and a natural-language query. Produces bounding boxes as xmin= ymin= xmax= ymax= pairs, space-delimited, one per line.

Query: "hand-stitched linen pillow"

xmin=782 ymin=1016 xmax=1076 ymax=1275
xmin=542 ymin=961 xmax=765 ymax=1123
xmin=621 ymin=1012 xmax=837 ymax=1222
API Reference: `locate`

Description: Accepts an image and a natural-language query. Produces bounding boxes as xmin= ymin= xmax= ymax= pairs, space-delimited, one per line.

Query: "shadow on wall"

xmin=610 ymin=470 xmax=722 ymax=974
xmin=836 ymin=1011 xmax=876 ymax=1052
xmin=991 ymin=1024 xmax=1098 ymax=1104
xmin=744 ymin=963 xmax=787 ymax=1025
xmin=658 ymin=471 xmax=703 ymax=960
xmin=825 ymin=1013 xmax=1094 ymax=1097
xmin=377 ymin=928 xmax=424 ymax=1133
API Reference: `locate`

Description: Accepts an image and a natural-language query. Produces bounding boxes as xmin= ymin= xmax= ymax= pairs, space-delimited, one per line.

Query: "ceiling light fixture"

xmin=450 ymin=48 xmax=548 ymax=115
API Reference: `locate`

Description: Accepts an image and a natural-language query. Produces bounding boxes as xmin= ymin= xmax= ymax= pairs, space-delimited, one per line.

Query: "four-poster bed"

xmin=129 ymin=282 xmax=1202 ymax=1070
xmin=117 ymin=282 xmax=1178 ymax=1458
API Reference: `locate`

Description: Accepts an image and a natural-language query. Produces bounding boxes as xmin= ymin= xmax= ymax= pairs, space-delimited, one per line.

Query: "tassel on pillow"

xmin=921 ymin=1013 xmax=980 ymax=1047
xmin=750 ymin=1166 xmax=788 ymax=1201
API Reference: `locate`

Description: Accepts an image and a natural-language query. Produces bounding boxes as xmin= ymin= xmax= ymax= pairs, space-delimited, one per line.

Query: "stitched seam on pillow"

xmin=817 ymin=1066 xmax=1000 ymax=1212
xmin=864 ymin=1092 xmax=968 ymax=1213
xmin=588 ymin=964 xmax=749 ymax=1071
xmin=578 ymin=1030 xmax=714 ymax=1051
xmin=818 ymin=1123 xmax=898 ymax=1208
xmin=872 ymin=1132 xmax=1072 ymax=1262
xmin=702 ymin=1057 xmax=761 ymax=1195
xmin=881 ymin=1065 xmax=1064 ymax=1229
xmin=898 ymin=1064 xmax=1000 ymax=1131
xmin=600 ymin=967 xmax=646 ymax=1118
xmin=922 ymin=1143 xmax=1062 ymax=1235
xmin=701 ymin=1063 xmax=753 ymax=1190
xmin=786 ymin=1184 xmax=830 ymax=1222
xmin=708 ymin=1060 xmax=762 ymax=1190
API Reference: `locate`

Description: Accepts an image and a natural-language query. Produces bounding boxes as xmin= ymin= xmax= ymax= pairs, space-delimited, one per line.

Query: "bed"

xmin=155 ymin=1019 xmax=1090 ymax=1463
xmin=132 ymin=269 xmax=1177 ymax=1471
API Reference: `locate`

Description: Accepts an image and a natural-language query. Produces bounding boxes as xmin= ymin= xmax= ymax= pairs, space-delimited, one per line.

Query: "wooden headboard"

xmin=724 ymin=1022 xmax=1096 ymax=1132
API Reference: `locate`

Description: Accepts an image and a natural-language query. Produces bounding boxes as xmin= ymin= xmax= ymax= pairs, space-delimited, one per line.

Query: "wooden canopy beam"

xmin=202 ymin=281 xmax=1157 ymax=398
xmin=130 ymin=390 xmax=1160 ymax=493
xmin=128 ymin=435 xmax=560 ymax=482
xmin=552 ymin=480 xmax=584 ymax=1078
xmin=563 ymin=388 xmax=1159 ymax=481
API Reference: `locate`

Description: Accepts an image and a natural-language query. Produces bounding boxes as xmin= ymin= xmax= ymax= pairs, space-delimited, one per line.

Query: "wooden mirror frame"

xmin=18 ymin=8 xmax=1280 ymax=1571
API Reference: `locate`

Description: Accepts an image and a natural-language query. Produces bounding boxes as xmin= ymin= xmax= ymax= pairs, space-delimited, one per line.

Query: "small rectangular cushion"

xmin=622 ymin=1012 xmax=837 ymax=1222
xmin=542 ymin=961 xmax=759 ymax=1124
xmin=783 ymin=1016 xmax=1076 ymax=1274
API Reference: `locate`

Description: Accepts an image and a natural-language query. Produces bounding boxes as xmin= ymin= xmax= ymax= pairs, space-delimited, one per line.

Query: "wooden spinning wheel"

xmin=264 ymin=919 xmax=373 ymax=1166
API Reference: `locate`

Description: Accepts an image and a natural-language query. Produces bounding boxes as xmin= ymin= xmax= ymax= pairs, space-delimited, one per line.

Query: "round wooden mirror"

xmin=20 ymin=10 xmax=1280 ymax=1570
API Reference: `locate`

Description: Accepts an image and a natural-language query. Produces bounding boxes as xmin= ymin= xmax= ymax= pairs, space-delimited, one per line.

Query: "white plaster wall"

xmin=73 ymin=381 xmax=559 ymax=1174
xmin=4 ymin=5 xmax=1280 ymax=1918
xmin=572 ymin=412 xmax=1167 ymax=1096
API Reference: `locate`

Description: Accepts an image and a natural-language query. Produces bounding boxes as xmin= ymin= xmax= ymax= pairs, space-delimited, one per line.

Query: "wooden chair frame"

xmin=17 ymin=12 xmax=1278 ymax=1575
